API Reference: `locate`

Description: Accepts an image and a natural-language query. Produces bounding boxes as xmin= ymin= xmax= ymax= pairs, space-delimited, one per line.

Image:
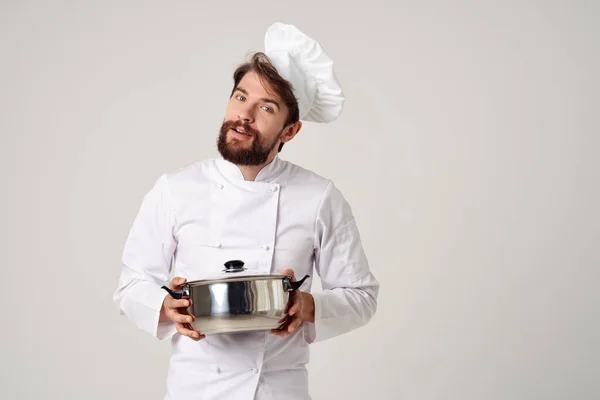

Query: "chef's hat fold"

xmin=264 ymin=22 xmax=345 ymax=123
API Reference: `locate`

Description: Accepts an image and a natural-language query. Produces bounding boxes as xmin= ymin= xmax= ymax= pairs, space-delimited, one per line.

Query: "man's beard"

xmin=217 ymin=120 xmax=281 ymax=166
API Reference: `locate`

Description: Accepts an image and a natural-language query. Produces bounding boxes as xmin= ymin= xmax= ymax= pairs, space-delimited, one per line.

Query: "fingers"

xmin=288 ymin=301 xmax=299 ymax=316
xmin=165 ymin=298 xmax=195 ymax=323
xmin=271 ymin=326 xmax=289 ymax=337
xmin=287 ymin=316 xmax=303 ymax=333
xmin=270 ymin=328 xmax=286 ymax=337
xmin=169 ymin=277 xmax=187 ymax=289
xmin=273 ymin=292 xmax=304 ymax=337
xmin=166 ymin=297 xmax=191 ymax=309
xmin=281 ymin=269 xmax=295 ymax=281
xmin=175 ymin=322 xmax=205 ymax=341
xmin=169 ymin=310 xmax=194 ymax=324
xmin=164 ymin=295 xmax=202 ymax=341
xmin=270 ymin=315 xmax=303 ymax=337
xmin=165 ymin=277 xmax=204 ymax=341
xmin=169 ymin=304 xmax=203 ymax=341
xmin=284 ymin=290 xmax=302 ymax=315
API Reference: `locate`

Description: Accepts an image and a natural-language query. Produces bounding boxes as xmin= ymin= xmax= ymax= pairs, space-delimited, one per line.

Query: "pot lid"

xmin=182 ymin=260 xmax=292 ymax=286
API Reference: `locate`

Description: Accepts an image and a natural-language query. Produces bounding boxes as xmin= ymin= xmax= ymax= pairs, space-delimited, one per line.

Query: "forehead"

xmin=236 ymin=71 xmax=281 ymax=100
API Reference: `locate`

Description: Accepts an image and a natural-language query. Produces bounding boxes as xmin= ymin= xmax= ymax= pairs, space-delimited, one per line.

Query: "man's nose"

xmin=237 ymin=104 xmax=255 ymax=123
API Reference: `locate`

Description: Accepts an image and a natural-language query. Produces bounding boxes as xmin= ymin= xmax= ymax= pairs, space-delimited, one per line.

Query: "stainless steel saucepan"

xmin=161 ymin=260 xmax=309 ymax=335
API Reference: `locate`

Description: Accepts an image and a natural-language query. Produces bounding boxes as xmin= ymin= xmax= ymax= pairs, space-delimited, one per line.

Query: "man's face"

xmin=217 ymin=70 xmax=290 ymax=166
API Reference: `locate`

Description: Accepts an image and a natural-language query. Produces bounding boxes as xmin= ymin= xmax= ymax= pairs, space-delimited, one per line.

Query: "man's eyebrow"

xmin=234 ymin=86 xmax=281 ymax=111
xmin=261 ymin=97 xmax=280 ymax=110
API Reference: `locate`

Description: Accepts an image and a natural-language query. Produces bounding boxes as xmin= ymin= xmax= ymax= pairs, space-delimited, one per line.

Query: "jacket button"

xmin=261 ymin=245 xmax=270 ymax=251
xmin=214 ymin=242 xmax=222 ymax=248
xmin=270 ymin=186 xmax=278 ymax=192
xmin=216 ymin=183 xmax=224 ymax=189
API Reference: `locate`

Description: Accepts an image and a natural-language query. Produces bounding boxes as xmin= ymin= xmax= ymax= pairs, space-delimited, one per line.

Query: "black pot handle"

xmin=289 ymin=275 xmax=310 ymax=291
xmin=161 ymin=285 xmax=187 ymax=300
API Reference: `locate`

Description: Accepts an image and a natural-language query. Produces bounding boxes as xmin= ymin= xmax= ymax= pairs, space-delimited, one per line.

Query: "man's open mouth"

xmin=232 ymin=127 xmax=252 ymax=137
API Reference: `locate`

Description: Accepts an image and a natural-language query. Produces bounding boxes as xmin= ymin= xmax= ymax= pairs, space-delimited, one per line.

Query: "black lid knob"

xmin=223 ymin=260 xmax=245 ymax=272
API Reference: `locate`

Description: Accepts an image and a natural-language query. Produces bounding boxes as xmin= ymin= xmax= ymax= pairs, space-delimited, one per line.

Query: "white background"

xmin=1 ymin=1 xmax=598 ymax=399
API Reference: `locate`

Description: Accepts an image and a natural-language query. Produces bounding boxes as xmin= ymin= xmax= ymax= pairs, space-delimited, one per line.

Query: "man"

xmin=113 ymin=22 xmax=379 ymax=399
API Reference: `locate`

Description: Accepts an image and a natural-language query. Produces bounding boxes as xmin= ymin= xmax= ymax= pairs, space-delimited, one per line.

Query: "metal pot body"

xmin=162 ymin=266 xmax=309 ymax=335
xmin=185 ymin=276 xmax=290 ymax=334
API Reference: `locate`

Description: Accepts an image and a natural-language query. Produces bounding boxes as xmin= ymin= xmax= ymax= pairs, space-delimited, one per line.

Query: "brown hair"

xmin=230 ymin=52 xmax=299 ymax=152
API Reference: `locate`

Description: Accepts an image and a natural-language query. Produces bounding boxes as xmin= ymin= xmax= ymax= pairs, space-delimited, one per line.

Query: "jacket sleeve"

xmin=112 ymin=173 xmax=178 ymax=341
xmin=305 ymin=181 xmax=379 ymax=343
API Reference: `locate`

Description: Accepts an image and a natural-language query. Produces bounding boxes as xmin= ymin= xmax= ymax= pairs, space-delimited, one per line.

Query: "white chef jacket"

xmin=113 ymin=155 xmax=379 ymax=400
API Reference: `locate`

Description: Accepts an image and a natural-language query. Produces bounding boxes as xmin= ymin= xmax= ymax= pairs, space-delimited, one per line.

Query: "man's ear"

xmin=280 ymin=121 xmax=302 ymax=144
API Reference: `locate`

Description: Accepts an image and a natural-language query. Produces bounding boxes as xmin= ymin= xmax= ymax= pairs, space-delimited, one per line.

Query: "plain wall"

xmin=1 ymin=1 xmax=598 ymax=399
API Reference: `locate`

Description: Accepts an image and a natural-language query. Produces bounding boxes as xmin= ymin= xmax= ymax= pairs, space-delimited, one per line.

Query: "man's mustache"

xmin=226 ymin=120 xmax=259 ymax=137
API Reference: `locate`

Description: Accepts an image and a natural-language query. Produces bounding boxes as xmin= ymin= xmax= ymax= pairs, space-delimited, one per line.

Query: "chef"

xmin=113 ymin=22 xmax=379 ymax=400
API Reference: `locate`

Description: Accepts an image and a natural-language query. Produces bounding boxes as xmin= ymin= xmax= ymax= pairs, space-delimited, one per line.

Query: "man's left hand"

xmin=271 ymin=269 xmax=314 ymax=337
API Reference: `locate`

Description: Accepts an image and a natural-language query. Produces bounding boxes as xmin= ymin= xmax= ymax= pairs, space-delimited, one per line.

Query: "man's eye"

xmin=237 ymin=95 xmax=245 ymax=101
xmin=262 ymin=106 xmax=273 ymax=113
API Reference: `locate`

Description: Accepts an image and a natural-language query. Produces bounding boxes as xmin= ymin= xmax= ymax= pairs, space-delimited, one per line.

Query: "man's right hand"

xmin=160 ymin=277 xmax=205 ymax=341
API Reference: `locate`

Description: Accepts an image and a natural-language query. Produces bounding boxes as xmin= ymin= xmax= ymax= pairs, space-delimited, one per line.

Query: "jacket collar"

xmin=215 ymin=155 xmax=285 ymax=183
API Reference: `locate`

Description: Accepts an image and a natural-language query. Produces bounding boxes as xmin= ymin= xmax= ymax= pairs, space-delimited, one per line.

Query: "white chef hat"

xmin=264 ymin=22 xmax=345 ymax=123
